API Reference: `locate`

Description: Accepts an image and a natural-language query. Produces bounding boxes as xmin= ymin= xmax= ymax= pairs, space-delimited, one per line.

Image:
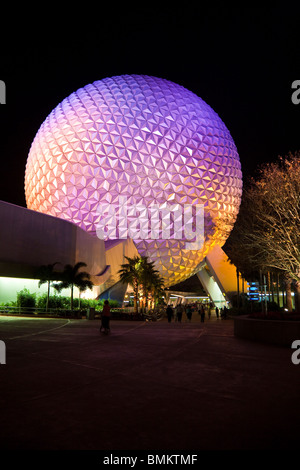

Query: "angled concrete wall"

xmin=0 ymin=200 xmax=106 ymax=281
xmin=96 ymin=238 xmax=139 ymax=296
xmin=197 ymin=267 xmax=226 ymax=307
xmin=195 ymin=245 xmax=248 ymax=306
xmin=205 ymin=245 xmax=249 ymax=301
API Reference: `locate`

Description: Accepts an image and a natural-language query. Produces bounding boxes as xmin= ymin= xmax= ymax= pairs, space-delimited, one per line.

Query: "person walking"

xmin=100 ymin=299 xmax=111 ymax=334
xmin=199 ymin=304 xmax=205 ymax=323
xmin=222 ymin=305 xmax=228 ymax=319
xmin=186 ymin=304 xmax=192 ymax=322
xmin=176 ymin=304 xmax=183 ymax=323
xmin=166 ymin=305 xmax=174 ymax=323
xmin=215 ymin=306 xmax=219 ymax=319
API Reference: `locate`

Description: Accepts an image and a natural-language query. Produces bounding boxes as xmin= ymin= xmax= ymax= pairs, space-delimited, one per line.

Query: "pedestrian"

xmin=100 ymin=299 xmax=111 ymax=334
xmin=166 ymin=304 xmax=174 ymax=323
xmin=222 ymin=305 xmax=228 ymax=319
xmin=215 ymin=306 xmax=219 ymax=318
xmin=186 ymin=304 xmax=192 ymax=322
xmin=200 ymin=304 xmax=205 ymax=323
xmin=198 ymin=304 xmax=201 ymax=317
xmin=176 ymin=304 xmax=183 ymax=323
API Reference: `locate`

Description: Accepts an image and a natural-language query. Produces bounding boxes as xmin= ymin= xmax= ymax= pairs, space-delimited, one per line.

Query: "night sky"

xmin=0 ymin=4 xmax=299 ymax=208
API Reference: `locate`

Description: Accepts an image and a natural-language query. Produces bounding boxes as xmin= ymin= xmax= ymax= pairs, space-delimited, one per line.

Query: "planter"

xmin=234 ymin=315 xmax=300 ymax=347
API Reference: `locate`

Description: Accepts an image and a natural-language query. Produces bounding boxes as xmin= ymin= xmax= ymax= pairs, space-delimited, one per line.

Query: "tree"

xmin=53 ymin=262 xmax=93 ymax=311
xmin=36 ymin=262 xmax=61 ymax=312
xmin=148 ymin=270 xmax=165 ymax=308
xmin=138 ymin=257 xmax=164 ymax=311
xmin=118 ymin=256 xmax=165 ymax=313
xmin=118 ymin=256 xmax=143 ymax=313
xmin=224 ymin=152 xmax=300 ymax=311
xmin=250 ymin=153 xmax=300 ymax=282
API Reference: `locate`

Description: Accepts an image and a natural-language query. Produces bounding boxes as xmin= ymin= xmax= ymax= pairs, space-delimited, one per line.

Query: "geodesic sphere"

xmin=25 ymin=75 xmax=242 ymax=286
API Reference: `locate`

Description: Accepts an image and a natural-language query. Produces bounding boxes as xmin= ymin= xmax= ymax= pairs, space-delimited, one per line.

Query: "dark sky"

xmin=0 ymin=4 xmax=299 ymax=208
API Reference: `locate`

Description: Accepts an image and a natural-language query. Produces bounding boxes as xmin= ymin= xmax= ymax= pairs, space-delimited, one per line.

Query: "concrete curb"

xmin=234 ymin=314 xmax=300 ymax=347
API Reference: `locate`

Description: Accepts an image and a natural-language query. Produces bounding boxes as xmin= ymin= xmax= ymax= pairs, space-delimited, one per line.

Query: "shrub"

xmin=8 ymin=290 xmax=120 ymax=313
xmin=98 ymin=299 xmax=120 ymax=309
xmin=16 ymin=288 xmax=36 ymax=309
xmin=0 ymin=300 xmax=16 ymax=307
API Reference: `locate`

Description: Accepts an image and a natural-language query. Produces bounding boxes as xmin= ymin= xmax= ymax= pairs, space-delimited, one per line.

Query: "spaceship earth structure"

xmin=25 ymin=75 xmax=242 ymax=286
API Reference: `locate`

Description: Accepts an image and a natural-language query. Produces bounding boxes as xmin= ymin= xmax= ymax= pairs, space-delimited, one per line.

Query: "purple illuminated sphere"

xmin=25 ymin=75 xmax=242 ymax=286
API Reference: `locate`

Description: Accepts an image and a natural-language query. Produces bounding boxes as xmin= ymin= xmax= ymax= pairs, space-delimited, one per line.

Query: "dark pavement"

xmin=0 ymin=314 xmax=299 ymax=451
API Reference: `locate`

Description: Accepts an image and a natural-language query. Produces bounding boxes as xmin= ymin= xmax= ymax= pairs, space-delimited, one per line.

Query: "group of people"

xmin=165 ymin=302 xmax=228 ymax=323
xmin=99 ymin=299 xmax=229 ymax=334
xmin=166 ymin=303 xmax=186 ymax=323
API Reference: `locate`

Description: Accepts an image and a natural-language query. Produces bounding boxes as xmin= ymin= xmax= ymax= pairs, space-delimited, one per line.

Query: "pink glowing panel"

xmin=25 ymin=75 xmax=242 ymax=286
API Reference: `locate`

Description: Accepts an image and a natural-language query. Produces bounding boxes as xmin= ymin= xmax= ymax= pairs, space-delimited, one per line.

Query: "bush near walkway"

xmin=1 ymin=289 xmax=120 ymax=313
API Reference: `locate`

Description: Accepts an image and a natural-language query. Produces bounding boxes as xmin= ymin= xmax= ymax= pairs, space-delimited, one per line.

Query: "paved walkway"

xmin=0 ymin=314 xmax=299 ymax=450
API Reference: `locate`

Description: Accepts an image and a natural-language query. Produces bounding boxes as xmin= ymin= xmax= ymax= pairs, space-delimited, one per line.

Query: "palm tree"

xmin=118 ymin=256 xmax=165 ymax=313
xmin=139 ymin=257 xmax=164 ymax=311
xmin=36 ymin=262 xmax=61 ymax=312
xmin=118 ymin=256 xmax=142 ymax=313
xmin=149 ymin=272 xmax=165 ymax=308
xmin=53 ymin=262 xmax=93 ymax=311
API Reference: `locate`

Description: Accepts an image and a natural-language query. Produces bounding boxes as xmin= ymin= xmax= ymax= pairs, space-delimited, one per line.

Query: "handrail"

xmin=0 ymin=305 xmax=139 ymax=318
